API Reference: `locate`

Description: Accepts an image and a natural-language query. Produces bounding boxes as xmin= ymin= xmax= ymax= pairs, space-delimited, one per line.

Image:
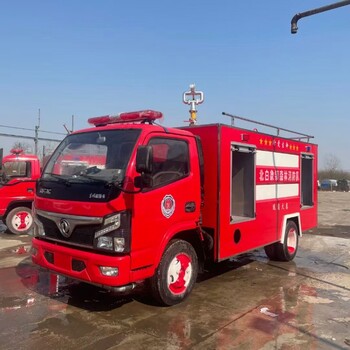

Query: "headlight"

xmin=96 ymin=235 xmax=127 ymax=252
xmin=97 ymin=236 xmax=113 ymax=250
xmin=94 ymin=213 xmax=120 ymax=238
xmin=104 ymin=213 xmax=120 ymax=226
xmin=94 ymin=212 xmax=131 ymax=253
xmin=113 ymin=237 xmax=125 ymax=252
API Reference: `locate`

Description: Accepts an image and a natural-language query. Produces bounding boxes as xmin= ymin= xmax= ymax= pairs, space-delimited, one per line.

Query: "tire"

xmin=5 ymin=207 xmax=33 ymax=235
xmin=149 ymin=239 xmax=198 ymax=306
xmin=264 ymin=221 xmax=299 ymax=262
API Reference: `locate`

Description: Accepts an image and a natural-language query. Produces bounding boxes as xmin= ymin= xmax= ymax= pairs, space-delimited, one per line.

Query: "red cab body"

xmin=0 ymin=150 xmax=41 ymax=234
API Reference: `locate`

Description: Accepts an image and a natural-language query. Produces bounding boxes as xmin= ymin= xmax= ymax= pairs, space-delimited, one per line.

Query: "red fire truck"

xmin=0 ymin=149 xmax=41 ymax=234
xmin=31 ymin=87 xmax=317 ymax=305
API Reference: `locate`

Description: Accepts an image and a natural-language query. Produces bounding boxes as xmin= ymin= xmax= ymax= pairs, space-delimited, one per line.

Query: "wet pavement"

xmin=0 ymin=191 xmax=349 ymax=349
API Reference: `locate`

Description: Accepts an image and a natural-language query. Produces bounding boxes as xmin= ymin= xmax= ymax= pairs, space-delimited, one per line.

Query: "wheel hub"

xmin=167 ymin=253 xmax=192 ymax=295
xmin=13 ymin=211 xmax=32 ymax=231
xmin=287 ymin=228 xmax=297 ymax=254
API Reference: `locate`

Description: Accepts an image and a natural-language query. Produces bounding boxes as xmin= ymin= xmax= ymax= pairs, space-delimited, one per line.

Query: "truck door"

xmin=131 ymin=135 xmax=201 ymax=270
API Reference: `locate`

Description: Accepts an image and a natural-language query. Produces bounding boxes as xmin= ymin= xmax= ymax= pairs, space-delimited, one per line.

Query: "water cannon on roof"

xmin=183 ymin=84 xmax=204 ymax=126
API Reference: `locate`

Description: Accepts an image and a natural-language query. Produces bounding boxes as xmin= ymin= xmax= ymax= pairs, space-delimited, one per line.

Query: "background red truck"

xmin=31 ymin=93 xmax=318 ymax=306
xmin=0 ymin=148 xmax=41 ymax=234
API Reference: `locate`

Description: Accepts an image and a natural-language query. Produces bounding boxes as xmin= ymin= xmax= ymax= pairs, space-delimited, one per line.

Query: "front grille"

xmin=38 ymin=214 xmax=100 ymax=247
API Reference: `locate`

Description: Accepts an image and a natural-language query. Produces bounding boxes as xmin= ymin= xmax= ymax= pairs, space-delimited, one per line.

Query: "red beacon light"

xmin=10 ymin=148 xmax=24 ymax=156
xmin=88 ymin=110 xmax=163 ymax=126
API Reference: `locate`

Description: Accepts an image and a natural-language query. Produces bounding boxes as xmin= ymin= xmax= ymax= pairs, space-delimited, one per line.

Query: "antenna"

xmin=63 ymin=124 xmax=71 ymax=134
xmin=63 ymin=115 xmax=75 ymax=134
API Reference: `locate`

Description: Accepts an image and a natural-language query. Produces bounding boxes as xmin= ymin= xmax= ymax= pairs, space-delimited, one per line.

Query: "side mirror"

xmin=135 ymin=146 xmax=153 ymax=189
xmin=136 ymin=146 xmax=153 ymax=174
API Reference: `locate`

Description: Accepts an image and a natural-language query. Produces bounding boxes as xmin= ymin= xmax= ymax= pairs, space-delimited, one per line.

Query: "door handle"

xmin=185 ymin=202 xmax=196 ymax=213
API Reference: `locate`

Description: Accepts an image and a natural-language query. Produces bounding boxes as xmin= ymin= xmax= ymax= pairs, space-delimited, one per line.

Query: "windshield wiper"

xmin=74 ymin=173 xmax=118 ymax=187
xmin=45 ymin=173 xmax=72 ymax=186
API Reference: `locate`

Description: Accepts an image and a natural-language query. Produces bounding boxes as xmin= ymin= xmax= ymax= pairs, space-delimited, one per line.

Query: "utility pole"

xmin=34 ymin=108 xmax=40 ymax=155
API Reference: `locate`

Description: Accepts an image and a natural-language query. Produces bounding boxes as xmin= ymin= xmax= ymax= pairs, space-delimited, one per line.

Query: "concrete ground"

xmin=0 ymin=191 xmax=349 ymax=349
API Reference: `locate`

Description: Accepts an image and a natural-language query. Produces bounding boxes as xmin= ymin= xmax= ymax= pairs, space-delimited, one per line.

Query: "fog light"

xmin=99 ymin=266 xmax=119 ymax=277
xmin=97 ymin=236 xmax=113 ymax=250
xmin=114 ymin=237 xmax=125 ymax=252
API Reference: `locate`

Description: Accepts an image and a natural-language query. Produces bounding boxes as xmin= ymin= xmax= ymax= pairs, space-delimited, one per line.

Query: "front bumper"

xmin=31 ymin=238 xmax=132 ymax=288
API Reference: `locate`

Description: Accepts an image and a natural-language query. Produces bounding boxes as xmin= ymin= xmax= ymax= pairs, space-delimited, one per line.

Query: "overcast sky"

xmin=0 ymin=1 xmax=349 ymax=170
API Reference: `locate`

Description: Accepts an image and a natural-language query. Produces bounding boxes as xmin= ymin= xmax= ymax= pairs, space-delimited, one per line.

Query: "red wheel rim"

xmin=167 ymin=253 xmax=192 ymax=295
xmin=12 ymin=211 xmax=32 ymax=231
xmin=286 ymin=228 xmax=297 ymax=255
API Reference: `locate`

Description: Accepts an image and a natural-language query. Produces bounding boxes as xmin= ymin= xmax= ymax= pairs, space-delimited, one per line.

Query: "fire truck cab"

xmin=0 ymin=149 xmax=41 ymax=234
xmin=31 ymin=92 xmax=317 ymax=306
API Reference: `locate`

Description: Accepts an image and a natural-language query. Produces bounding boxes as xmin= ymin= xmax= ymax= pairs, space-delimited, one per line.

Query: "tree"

xmin=324 ymin=153 xmax=340 ymax=174
xmin=319 ymin=153 xmax=350 ymax=180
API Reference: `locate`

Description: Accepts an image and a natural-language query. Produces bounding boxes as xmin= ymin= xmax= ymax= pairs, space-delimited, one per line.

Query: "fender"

xmin=2 ymin=199 xmax=33 ymax=218
xmin=129 ymin=219 xmax=200 ymax=282
xmin=154 ymin=219 xmax=200 ymax=268
xmin=280 ymin=213 xmax=302 ymax=243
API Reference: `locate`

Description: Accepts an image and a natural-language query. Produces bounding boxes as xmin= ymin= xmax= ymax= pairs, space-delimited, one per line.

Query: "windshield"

xmin=42 ymin=129 xmax=140 ymax=184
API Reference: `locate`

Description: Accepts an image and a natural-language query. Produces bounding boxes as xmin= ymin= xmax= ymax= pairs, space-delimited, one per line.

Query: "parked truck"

xmin=0 ymin=148 xmax=41 ymax=234
xmin=31 ymin=86 xmax=318 ymax=305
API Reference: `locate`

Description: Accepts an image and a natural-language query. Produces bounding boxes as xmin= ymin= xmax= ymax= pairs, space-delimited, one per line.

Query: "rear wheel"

xmin=149 ymin=239 xmax=198 ymax=306
xmin=264 ymin=221 xmax=299 ymax=261
xmin=5 ymin=207 xmax=33 ymax=235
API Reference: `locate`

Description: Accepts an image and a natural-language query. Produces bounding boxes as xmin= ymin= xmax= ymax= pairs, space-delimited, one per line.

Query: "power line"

xmin=0 ymin=132 xmax=62 ymax=143
xmin=0 ymin=112 xmax=74 ymax=155
xmin=0 ymin=124 xmax=66 ymax=136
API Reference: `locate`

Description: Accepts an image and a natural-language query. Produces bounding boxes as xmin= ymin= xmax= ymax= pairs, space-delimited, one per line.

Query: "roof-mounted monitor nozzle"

xmin=183 ymin=84 xmax=204 ymax=126
xmin=291 ymin=0 xmax=350 ymax=34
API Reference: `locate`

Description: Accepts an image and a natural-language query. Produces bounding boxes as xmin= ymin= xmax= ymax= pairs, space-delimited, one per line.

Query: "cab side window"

xmin=3 ymin=161 xmax=30 ymax=177
xmin=148 ymin=138 xmax=189 ymax=187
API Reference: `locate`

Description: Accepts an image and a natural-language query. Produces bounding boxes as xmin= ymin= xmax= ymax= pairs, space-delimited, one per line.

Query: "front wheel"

xmin=5 ymin=207 xmax=33 ymax=235
xmin=149 ymin=239 xmax=198 ymax=306
xmin=264 ymin=221 xmax=299 ymax=262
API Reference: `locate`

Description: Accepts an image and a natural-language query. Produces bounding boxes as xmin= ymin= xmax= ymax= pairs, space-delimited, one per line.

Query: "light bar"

xmin=88 ymin=110 xmax=163 ymax=126
xmin=10 ymin=148 xmax=24 ymax=155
